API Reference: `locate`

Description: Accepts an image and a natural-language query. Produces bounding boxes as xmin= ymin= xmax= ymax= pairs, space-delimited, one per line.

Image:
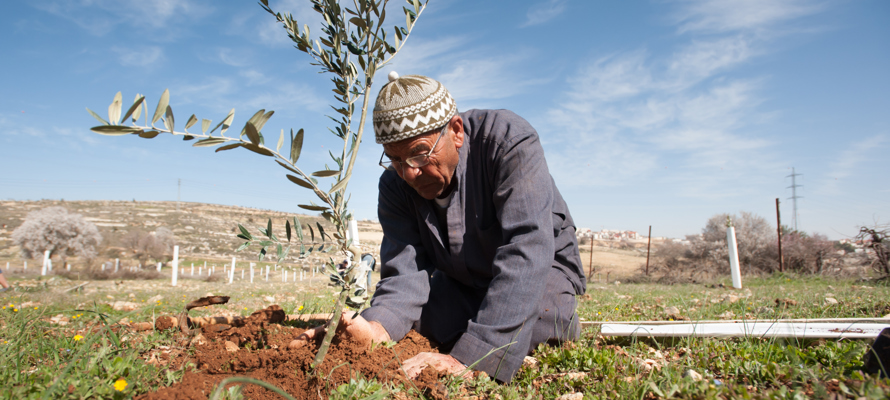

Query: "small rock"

xmin=189 ymin=334 xmax=207 ymax=347
xmin=556 ymin=393 xmax=583 ymax=400
xmin=106 ymin=295 xmax=114 ymax=300
xmin=204 ymin=292 xmax=215 ymax=297
xmin=828 ymin=285 xmax=835 ymax=290
xmin=664 ymin=306 xmax=682 ymax=318
xmin=264 ymin=296 xmax=275 ymax=303
xmin=756 ymin=306 xmax=775 ymax=314
xmin=522 ymin=356 xmax=538 ymax=368
xmin=147 ymin=295 xmax=163 ymax=303
xmin=110 ymin=301 xmax=139 ymax=311
xmin=128 ymin=293 xmax=135 ymax=298
xmin=614 ymin=281 xmax=621 ymax=285
xmin=718 ymin=310 xmax=735 ymax=320
xmin=825 ymin=297 xmax=838 ymax=305
xmin=224 ymin=341 xmax=239 ymax=352
xmin=723 ymin=294 xmax=740 ymax=304
xmin=684 ymin=369 xmax=703 ymax=381
xmin=825 ymin=293 xmax=835 ymax=298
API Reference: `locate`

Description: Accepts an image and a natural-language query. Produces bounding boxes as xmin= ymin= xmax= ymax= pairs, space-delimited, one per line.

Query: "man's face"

xmin=382 ymin=116 xmax=464 ymax=200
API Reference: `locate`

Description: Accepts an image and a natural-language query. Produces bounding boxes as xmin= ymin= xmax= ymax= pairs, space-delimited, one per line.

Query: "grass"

xmin=1 ymin=272 xmax=888 ymax=399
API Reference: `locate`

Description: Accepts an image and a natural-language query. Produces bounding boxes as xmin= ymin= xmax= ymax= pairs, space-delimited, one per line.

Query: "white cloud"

xmin=521 ymin=0 xmax=568 ymax=27
xmin=113 ymin=46 xmax=164 ymax=67
xmin=670 ymin=0 xmax=825 ymax=35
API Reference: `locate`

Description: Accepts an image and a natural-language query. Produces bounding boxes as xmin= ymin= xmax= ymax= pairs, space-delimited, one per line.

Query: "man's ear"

xmin=450 ymin=114 xmax=465 ymax=149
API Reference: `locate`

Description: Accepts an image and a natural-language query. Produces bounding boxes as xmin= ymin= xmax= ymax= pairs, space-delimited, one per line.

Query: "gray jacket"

xmin=362 ymin=109 xmax=585 ymax=379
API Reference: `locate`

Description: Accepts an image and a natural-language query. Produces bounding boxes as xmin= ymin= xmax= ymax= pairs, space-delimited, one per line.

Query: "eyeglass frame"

xmin=378 ymin=123 xmax=449 ymax=173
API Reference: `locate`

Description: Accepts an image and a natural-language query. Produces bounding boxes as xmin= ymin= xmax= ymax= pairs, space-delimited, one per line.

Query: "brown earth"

xmin=138 ymin=305 xmax=444 ymax=400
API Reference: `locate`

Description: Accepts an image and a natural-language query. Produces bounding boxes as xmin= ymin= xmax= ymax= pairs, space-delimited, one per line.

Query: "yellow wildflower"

xmin=298 ymin=305 xmax=304 ymax=311
xmin=114 ymin=378 xmax=128 ymax=391
xmin=73 ymin=335 xmax=84 ymax=341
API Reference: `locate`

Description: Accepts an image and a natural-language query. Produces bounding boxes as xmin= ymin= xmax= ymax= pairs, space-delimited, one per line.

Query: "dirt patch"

xmin=138 ymin=305 xmax=440 ymax=399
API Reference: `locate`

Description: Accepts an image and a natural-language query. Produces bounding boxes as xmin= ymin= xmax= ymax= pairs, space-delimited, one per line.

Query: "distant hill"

xmin=0 ymin=200 xmax=381 ymax=263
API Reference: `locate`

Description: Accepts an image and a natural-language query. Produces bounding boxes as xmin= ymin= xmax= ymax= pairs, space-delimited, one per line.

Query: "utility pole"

xmin=786 ymin=168 xmax=803 ymax=231
xmin=177 ymin=178 xmax=181 ymax=213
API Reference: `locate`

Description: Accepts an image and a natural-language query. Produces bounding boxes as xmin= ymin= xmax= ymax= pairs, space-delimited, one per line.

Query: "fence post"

xmin=230 ymin=257 xmax=236 ymax=284
xmin=172 ymin=246 xmax=179 ymax=286
xmin=726 ymin=217 xmax=743 ymax=289
xmin=115 ymin=258 xmax=119 ymax=273
xmin=42 ymin=250 xmax=50 ymax=276
xmin=776 ymin=198 xmax=784 ymax=272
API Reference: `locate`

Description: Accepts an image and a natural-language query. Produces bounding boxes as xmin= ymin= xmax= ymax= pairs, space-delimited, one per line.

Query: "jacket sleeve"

xmin=449 ymin=113 xmax=555 ymax=382
xmin=360 ymin=173 xmax=432 ymax=341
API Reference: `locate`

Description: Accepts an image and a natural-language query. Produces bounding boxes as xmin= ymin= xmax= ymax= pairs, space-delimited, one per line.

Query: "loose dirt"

xmin=138 ymin=305 xmax=443 ymax=399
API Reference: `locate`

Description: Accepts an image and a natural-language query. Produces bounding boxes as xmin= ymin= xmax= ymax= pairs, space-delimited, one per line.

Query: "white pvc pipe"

xmin=42 ymin=250 xmax=50 ymax=276
xmin=726 ymin=226 xmax=742 ymax=289
xmin=171 ymin=246 xmax=179 ymax=286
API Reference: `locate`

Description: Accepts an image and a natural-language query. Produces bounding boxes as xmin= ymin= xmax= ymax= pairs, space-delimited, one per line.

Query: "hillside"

xmin=0 ymin=200 xmax=382 ymax=265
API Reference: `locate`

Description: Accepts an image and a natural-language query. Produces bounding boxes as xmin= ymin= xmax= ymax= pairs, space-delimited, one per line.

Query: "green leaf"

xmin=138 ymin=130 xmax=160 ymax=139
xmin=86 ymin=108 xmax=109 ymax=125
xmin=90 ymin=125 xmax=141 ymax=135
xmin=121 ymin=95 xmax=145 ymax=124
xmin=108 ymin=91 xmax=122 ymax=125
xmin=182 ymin=135 xmax=195 ymax=141
xmin=152 ymin=89 xmax=170 ymax=124
xmin=286 ymin=174 xmax=315 ymax=189
xmin=201 ymin=118 xmax=211 ymax=134
xmin=276 ymin=244 xmax=283 ymax=261
xmin=258 ymin=240 xmax=274 ymax=247
xmin=255 ymin=110 xmax=274 ymax=132
xmin=307 ymin=224 xmax=315 ymax=243
xmin=316 ymin=222 xmax=328 ymax=241
xmin=299 ymin=204 xmax=330 ymax=212
xmin=349 ymin=17 xmax=367 ymax=30
xmin=311 ymin=170 xmax=340 ymax=177
xmin=238 ymin=224 xmax=253 ymax=240
xmin=131 ymin=94 xmax=144 ymax=122
xmin=328 ymin=172 xmax=351 ymax=194
xmin=266 ymin=219 xmax=273 ymax=239
xmin=412 ymin=0 xmax=420 ymax=13
xmin=294 ymin=217 xmax=304 ymax=242
xmin=275 ymin=160 xmax=300 ymax=175
xmin=164 ymin=105 xmax=174 ymax=132
xmin=285 ymin=219 xmax=292 ymax=242
xmin=193 ymin=138 xmax=227 ymax=147
xmin=290 ymin=128 xmax=304 ymax=164
xmin=236 ymin=242 xmax=250 ymax=252
xmin=276 ymin=129 xmax=284 ymax=152
xmin=185 ymin=114 xmax=198 ymax=130
xmin=211 ymin=109 xmax=235 ymax=134
xmin=244 ymin=121 xmax=260 ymax=145
xmin=259 ymin=248 xmax=266 ymax=261
xmin=215 ymin=143 xmax=241 ymax=152
xmin=243 ymin=143 xmax=274 ymax=156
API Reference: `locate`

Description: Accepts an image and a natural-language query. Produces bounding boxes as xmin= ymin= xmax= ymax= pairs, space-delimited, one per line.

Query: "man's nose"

xmin=400 ymin=164 xmax=422 ymax=182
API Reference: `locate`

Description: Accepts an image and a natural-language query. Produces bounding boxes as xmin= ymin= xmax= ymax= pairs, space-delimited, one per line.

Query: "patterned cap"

xmin=374 ymin=72 xmax=457 ymax=144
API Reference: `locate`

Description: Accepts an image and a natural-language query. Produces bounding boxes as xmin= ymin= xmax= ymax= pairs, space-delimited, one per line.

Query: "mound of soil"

xmin=138 ymin=305 xmax=444 ymax=399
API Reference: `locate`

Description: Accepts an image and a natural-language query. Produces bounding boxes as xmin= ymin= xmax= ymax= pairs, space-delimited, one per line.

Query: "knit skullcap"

xmin=374 ymin=72 xmax=456 ymax=144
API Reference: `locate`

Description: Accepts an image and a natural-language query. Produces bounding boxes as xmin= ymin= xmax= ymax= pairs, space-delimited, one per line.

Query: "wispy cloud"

xmin=540 ymin=0 xmax=825 ymax=193
xmin=31 ymin=0 xmax=214 ymax=37
xmin=521 ymin=0 xmax=568 ymax=27
xmin=113 ymin=46 xmax=164 ymax=67
xmin=817 ymin=135 xmax=888 ymax=194
xmin=670 ymin=0 xmax=825 ymax=35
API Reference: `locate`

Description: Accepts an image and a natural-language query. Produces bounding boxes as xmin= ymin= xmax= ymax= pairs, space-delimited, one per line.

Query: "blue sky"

xmin=1 ymin=0 xmax=888 ymax=240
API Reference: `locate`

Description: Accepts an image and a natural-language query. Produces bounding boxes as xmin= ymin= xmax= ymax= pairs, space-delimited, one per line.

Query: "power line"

xmin=786 ymin=167 xmax=803 ymax=231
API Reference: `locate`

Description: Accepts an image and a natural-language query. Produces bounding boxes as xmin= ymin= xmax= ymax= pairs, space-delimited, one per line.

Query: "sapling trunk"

xmin=311 ymin=245 xmax=362 ymax=369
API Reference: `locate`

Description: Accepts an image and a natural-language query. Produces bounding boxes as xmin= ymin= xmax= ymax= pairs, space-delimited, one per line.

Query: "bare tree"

xmin=122 ymin=227 xmax=177 ymax=267
xmin=856 ymin=225 xmax=890 ymax=277
xmin=11 ymin=206 xmax=102 ymax=265
xmin=701 ymin=211 xmax=778 ymax=272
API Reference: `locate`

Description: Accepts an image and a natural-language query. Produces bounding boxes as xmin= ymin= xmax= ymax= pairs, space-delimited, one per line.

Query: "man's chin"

xmin=413 ymin=184 xmax=441 ymax=200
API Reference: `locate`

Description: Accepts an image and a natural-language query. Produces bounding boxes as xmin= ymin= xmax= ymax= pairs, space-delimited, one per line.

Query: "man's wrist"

xmin=368 ymin=320 xmax=392 ymax=342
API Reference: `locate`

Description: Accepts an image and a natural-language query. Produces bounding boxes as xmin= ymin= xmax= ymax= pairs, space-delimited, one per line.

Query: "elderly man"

xmin=297 ymin=73 xmax=586 ymax=383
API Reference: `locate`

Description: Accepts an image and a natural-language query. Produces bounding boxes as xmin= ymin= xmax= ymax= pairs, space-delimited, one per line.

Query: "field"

xmin=1 ymin=269 xmax=888 ymax=399
xmin=1 ymin=200 xmax=889 ymax=398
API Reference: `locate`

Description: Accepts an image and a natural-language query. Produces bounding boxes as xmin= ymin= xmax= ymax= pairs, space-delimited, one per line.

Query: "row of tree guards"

xmin=10 ymin=246 xmax=328 ymax=287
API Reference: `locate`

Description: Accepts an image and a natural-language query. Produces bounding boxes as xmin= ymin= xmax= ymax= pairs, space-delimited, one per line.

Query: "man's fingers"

xmin=287 ymin=325 xmax=325 ymax=350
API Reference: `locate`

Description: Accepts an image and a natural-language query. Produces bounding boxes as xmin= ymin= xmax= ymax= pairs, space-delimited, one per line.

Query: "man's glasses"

xmin=379 ymin=124 xmax=448 ymax=172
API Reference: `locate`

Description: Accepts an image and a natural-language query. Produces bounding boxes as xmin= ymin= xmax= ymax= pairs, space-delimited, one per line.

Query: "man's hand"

xmin=287 ymin=310 xmax=390 ymax=350
xmin=402 ymin=352 xmax=470 ymax=379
